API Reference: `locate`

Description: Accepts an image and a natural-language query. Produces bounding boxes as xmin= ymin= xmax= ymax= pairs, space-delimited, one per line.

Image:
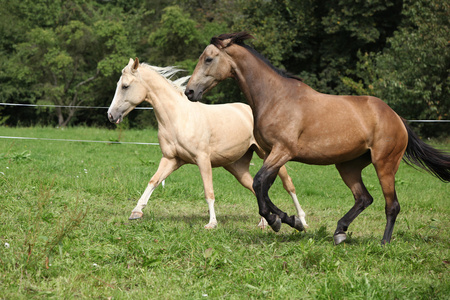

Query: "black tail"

xmin=402 ymin=120 xmax=450 ymax=182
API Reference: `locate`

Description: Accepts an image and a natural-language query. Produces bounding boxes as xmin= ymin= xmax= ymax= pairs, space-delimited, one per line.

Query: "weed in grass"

xmin=1 ymin=182 xmax=88 ymax=294
xmin=0 ymin=145 xmax=31 ymax=164
xmin=22 ymin=185 xmax=88 ymax=269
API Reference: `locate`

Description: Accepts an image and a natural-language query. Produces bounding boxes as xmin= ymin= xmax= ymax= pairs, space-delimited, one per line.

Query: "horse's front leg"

xmin=129 ymin=157 xmax=182 ymax=220
xmin=253 ymin=150 xmax=301 ymax=232
xmin=196 ymin=156 xmax=218 ymax=229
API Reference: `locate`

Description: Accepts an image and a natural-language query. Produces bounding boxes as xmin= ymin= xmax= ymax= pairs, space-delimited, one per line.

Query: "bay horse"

xmin=107 ymin=58 xmax=307 ymax=229
xmin=185 ymin=32 xmax=450 ymax=244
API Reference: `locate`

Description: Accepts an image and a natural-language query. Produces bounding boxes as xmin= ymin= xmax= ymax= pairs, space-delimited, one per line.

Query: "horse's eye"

xmin=205 ymin=57 xmax=213 ymax=63
xmin=122 ymin=84 xmax=129 ymax=90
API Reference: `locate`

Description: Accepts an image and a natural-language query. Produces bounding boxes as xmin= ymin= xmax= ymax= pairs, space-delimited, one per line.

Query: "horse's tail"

xmin=402 ymin=120 xmax=450 ymax=182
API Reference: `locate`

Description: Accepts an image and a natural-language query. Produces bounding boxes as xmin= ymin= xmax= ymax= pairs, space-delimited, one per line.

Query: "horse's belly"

xmin=293 ymin=137 xmax=369 ymax=165
xmin=209 ymin=139 xmax=253 ymax=167
xmin=165 ymin=129 xmax=254 ymax=167
xmin=207 ymin=107 xmax=255 ymax=166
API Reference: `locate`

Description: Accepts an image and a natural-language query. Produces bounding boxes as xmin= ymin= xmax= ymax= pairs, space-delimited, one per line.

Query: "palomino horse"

xmin=185 ymin=32 xmax=450 ymax=244
xmin=107 ymin=58 xmax=307 ymax=229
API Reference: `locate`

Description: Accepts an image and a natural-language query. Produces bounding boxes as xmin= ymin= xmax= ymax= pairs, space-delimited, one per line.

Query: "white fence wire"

xmin=0 ymin=102 xmax=153 ymax=110
xmin=0 ymin=102 xmax=156 ymax=145
xmin=0 ymin=103 xmax=448 ymax=145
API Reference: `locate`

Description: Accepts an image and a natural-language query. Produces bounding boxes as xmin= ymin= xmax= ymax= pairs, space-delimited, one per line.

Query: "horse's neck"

xmin=231 ymin=48 xmax=287 ymax=113
xmin=141 ymin=69 xmax=190 ymax=129
xmin=143 ymin=71 xmax=189 ymax=116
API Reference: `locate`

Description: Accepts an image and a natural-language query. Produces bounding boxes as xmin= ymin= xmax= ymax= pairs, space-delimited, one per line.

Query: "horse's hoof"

xmin=129 ymin=211 xmax=143 ymax=220
xmin=204 ymin=222 xmax=218 ymax=229
xmin=270 ymin=215 xmax=282 ymax=232
xmin=334 ymin=233 xmax=347 ymax=245
xmin=293 ymin=216 xmax=304 ymax=232
xmin=258 ymin=217 xmax=268 ymax=229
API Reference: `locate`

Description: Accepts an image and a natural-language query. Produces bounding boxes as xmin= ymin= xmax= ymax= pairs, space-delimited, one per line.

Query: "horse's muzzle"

xmin=184 ymin=89 xmax=194 ymax=100
xmin=108 ymin=112 xmax=122 ymax=124
xmin=184 ymin=88 xmax=202 ymax=101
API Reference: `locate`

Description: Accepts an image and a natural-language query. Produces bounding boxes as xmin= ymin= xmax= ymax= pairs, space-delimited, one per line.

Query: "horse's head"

xmin=107 ymin=58 xmax=148 ymax=124
xmin=185 ymin=43 xmax=236 ymax=101
xmin=185 ymin=32 xmax=254 ymax=101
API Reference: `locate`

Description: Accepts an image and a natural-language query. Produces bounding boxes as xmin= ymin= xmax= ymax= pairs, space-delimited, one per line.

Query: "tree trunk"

xmin=56 ymin=70 xmax=100 ymax=127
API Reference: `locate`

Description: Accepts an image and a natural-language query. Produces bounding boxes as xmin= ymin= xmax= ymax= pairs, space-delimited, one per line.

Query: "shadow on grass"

xmin=145 ymin=212 xmax=252 ymax=225
xmin=139 ymin=212 xmax=385 ymax=246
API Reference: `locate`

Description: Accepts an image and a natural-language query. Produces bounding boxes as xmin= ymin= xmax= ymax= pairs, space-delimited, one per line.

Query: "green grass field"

xmin=0 ymin=126 xmax=449 ymax=299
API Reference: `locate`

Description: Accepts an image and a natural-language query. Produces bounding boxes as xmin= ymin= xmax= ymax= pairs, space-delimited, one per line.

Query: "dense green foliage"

xmin=0 ymin=0 xmax=448 ymax=135
xmin=0 ymin=127 xmax=449 ymax=298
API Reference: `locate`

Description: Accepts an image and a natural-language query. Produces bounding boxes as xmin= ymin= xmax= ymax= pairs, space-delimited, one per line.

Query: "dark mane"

xmin=210 ymin=32 xmax=254 ymax=48
xmin=210 ymin=32 xmax=302 ymax=82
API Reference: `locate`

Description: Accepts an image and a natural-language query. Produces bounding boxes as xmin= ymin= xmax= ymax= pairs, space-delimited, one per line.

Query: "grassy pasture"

xmin=0 ymin=126 xmax=449 ymax=299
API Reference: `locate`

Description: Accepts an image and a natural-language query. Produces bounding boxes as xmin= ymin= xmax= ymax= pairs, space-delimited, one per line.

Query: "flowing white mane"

xmin=140 ymin=63 xmax=190 ymax=93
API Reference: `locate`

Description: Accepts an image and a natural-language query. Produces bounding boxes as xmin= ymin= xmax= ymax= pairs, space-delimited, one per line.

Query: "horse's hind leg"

xmin=224 ymin=150 xmax=269 ymax=228
xmin=277 ymin=165 xmax=308 ymax=228
xmin=334 ymin=153 xmax=373 ymax=245
xmin=371 ymin=133 xmax=406 ymax=244
xmin=373 ymin=159 xmax=402 ymax=244
xmin=130 ymin=157 xmax=183 ymax=220
xmin=197 ymin=155 xmax=219 ymax=229
xmin=224 ymin=149 xmax=255 ymax=192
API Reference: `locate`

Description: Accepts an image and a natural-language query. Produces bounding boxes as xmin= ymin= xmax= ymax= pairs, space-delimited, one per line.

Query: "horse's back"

xmin=271 ymin=84 xmax=408 ymax=164
xmin=203 ymin=101 xmax=252 ymax=119
xmin=196 ymin=101 xmax=254 ymax=132
xmin=299 ymin=85 xmax=407 ymax=138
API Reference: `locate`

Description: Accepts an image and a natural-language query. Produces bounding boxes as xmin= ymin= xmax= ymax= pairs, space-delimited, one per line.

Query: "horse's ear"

xmin=132 ymin=57 xmax=139 ymax=71
xmin=221 ymin=38 xmax=233 ymax=48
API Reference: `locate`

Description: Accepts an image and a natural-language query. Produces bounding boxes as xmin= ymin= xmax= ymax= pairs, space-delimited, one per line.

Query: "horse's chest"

xmin=253 ymin=116 xmax=294 ymax=152
xmin=253 ymin=129 xmax=272 ymax=152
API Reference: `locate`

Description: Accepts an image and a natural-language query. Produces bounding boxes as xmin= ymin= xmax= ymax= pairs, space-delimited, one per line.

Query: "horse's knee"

xmin=258 ymin=207 xmax=270 ymax=218
xmin=385 ymin=200 xmax=400 ymax=217
xmin=252 ymin=175 xmax=261 ymax=192
xmin=352 ymin=190 xmax=373 ymax=209
xmin=253 ymin=169 xmax=266 ymax=193
xmin=361 ymin=194 xmax=374 ymax=208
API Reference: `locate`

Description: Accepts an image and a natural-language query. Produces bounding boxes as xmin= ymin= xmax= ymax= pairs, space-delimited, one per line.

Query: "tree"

xmin=347 ymin=0 xmax=449 ymax=136
xmin=1 ymin=1 xmax=137 ymax=126
xmin=232 ymin=0 xmax=403 ymax=94
xmin=0 ymin=0 xmax=447 ymax=135
xmin=146 ymin=4 xmax=233 ymax=104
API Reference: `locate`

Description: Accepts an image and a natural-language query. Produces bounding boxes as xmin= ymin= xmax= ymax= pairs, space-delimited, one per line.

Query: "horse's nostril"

xmin=108 ymin=113 xmax=118 ymax=123
xmin=185 ymin=89 xmax=193 ymax=99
